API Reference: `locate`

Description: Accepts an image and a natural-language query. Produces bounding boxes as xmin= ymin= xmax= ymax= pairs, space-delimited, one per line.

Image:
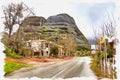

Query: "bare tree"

xmin=2 ymin=2 xmax=35 ymax=54
xmin=2 ymin=2 xmax=34 ymax=39
xmin=92 ymin=12 xmax=116 ymax=77
xmin=93 ymin=26 xmax=102 ymax=44
xmin=104 ymin=20 xmax=116 ymax=39
xmin=58 ymin=34 xmax=77 ymax=56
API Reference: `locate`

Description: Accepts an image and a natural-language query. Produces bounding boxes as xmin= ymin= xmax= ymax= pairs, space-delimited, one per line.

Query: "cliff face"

xmin=22 ymin=13 xmax=90 ymax=49
xmin=23 ymin=16 xmax=46 ymax=26
xmin=46 ymin=14 xmax=76 ymax=25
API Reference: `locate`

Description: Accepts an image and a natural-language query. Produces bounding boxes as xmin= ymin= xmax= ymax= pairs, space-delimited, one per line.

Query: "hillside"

xmin=21 ymin=13 xmax=90 ymax=49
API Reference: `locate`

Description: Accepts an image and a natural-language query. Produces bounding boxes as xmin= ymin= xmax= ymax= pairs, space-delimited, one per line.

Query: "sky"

xmin=0 ymin=0 xmax=116 ymax=40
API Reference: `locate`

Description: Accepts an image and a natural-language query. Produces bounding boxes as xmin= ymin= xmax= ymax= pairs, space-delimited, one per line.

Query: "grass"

xmin=4 ymin=62 xmax=32 ymax=75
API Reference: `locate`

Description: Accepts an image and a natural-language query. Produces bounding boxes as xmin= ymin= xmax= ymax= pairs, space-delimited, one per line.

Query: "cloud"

xmin=87 ymin=2 xmax=115 ymax=24
xmin=73 ymin=2 xmax=116 ymax=39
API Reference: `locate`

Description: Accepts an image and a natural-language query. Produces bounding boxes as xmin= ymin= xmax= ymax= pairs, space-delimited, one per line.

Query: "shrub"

xmin=50 ymin=46 xmax=59 ymax=57
xmin=4 ymin=48 xmax=23 ymax=59
xmin=76 ymin=53 xmax=81 ymax=57
xmin=91 ymin=54 xmax=102 ymax=76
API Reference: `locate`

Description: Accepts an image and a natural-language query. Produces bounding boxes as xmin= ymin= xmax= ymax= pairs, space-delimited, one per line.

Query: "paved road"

xmin=6 ymin=57 xmax=96 ymax=79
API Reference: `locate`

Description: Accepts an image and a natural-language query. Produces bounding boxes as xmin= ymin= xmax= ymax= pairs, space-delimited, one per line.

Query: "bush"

xmin=101 ymin=52 xmax=113 ymax=59
xmin=94 ymin=54 xmax=99 ymax=62
xmin=4 ymin=48 xmax=23 ymax=59
xmin=91 ymin=54 xmax=102 ymax=76
xmin=77 ymin=46 xmax=89 ymax=51
xmin=84 ymin=51 xmax=91 ymax=56
xmin=50 ymin=46 xmax=59 ymax=57
xmin=76 ymin=53 xmax=81 ymax=57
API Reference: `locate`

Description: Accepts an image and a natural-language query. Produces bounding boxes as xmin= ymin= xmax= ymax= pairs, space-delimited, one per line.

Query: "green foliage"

xmin=91 ymin=62 xmax=101 ymax=75
xmin=91 ymin=53 xmax=116 ymax=78
xmin=4 ymin=48 xmax=23 ymax=59
xmin=84 ymin=51 xmax=91 ymax=56
xmin=106 ymin=42 xmax=114 ymax=58
xmin=77 ymin=46 xmax=89 ymax=51
xmin=4 ymin=62 xmax=32 ymax=75
xmin=101 ymin=52 xmax=113 ymax=59
xmin=50 ymin=46 xmax=59 ymax=57
xmin=91 ymin=54 xmax=102 ymax=76
xmin=107 ymin=52 xmax=113 ymax=58
xmin=76 ymin=53 xmax=81 ymax=57
xmin=93 ymin=54 xmax=99 ymax=62
xmin=76 ymin=46 xmax=91 ymax=56
xmin=101 ymin=52 xmax=106 ymax=59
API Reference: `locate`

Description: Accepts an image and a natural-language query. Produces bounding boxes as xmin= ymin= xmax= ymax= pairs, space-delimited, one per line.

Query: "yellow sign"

xmin=100 ymin=37 xmax=105 ymax=44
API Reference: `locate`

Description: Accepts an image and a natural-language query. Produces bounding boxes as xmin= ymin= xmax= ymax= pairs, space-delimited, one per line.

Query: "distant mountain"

xmin=21 ymin=13 xmax=90 ymax=49
xmin=87 ymin=38 xmax=96 ymax=45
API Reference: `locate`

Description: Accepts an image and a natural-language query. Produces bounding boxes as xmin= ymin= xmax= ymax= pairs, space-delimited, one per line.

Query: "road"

xmin=6 ymin=57 xmax=97 ymax=79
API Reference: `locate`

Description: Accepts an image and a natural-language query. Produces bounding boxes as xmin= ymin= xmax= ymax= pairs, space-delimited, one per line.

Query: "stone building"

xmin=25 ymin=40 xmax=49 ymax=57
xmin=25 ymin=40 xmax=64 ymax=57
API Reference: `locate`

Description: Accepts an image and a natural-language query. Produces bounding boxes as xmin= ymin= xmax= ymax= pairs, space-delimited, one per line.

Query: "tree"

xmin=50 ymin=46 xmax=59 ymax=57
xmin=58 ymin=34 xmax=77 ymax=56
xmin=2 ymin=2 xmax=34 ymax=39
xmin=92 ymin=12 xmax=116 ymax=78
xmin=2 ymin=2 xmax=35 ymax=54
xmin=103 ymin=19 xmax=116 ymax=39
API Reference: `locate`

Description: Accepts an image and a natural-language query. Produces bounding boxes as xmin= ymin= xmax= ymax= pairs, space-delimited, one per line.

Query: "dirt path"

xmin=5 ymin=57 xmax=74 ymax=63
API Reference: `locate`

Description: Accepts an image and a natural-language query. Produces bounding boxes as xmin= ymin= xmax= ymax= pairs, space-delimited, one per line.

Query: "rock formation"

xmin=21 ymin=13 xmax=90 ymax=49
